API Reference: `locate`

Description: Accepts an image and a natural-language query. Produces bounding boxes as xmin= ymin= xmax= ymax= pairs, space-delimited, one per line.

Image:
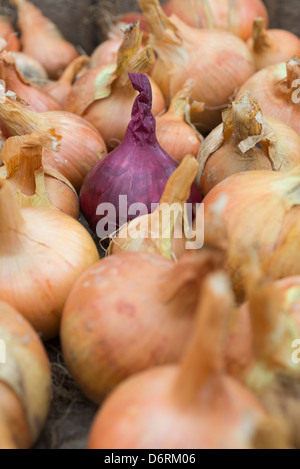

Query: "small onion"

xmin=0 ymin=131 xmax=79 ymax=218
xmin=237 ymin=57 xmax=300 ymax=136
xmin=247 ymin=18 xmax=300 ymax=72
xmin=202 ymin=168 xmax=300 ymax=301
xmin=0 ymin=51 xmax=61 ymax=112
xmin=87 ymin=273 xmax=276 ymax=449
xmin=0 ymin=178 xmax=99 ymax=339
xmin=156 ymin=79 xmax=203 ymax=162
xmin=0 ymin=301 xmax=51 ymax=449
xmin=162 ymin=0 xmax=269 ymax=41
xmin=0 ymin=85 xmax=107 ymax=191
xmin=11 ymin=0 xmax=79 ymax=79
xmin=61 ymin=250 xmax=225 ymax=403
xmin=138 ymin=0 xmax=255 ymax=132
xmin=66 ymin=23 xmax=164 ymax=150
xmin=197 ymin=92 xmax=300 ymax=196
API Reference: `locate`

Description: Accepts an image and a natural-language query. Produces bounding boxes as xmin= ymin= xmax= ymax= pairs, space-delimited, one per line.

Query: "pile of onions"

xmin=61 ymin=249 xmax=225 ymax=403
xmin=80 ymin=73 xmax=201 ymax=235
xmin=247 ymin=18 xmax=300 ymax=71
xmin=87 ymin=272 xmax=280 ymax=449
xmin=10 ymin=0 xmax=79 ymax=79
xmin=138 ymin=0 xmax=255 ymax=132
xmin=197 ymin=92 xmax=300 ymax=196
xmin=202 ymin=168 xmax=300 ymax=300
xmin=156 ymin=80 xmax=203 ymax=162
xmin=0 ymin=131 xmax=79 ymax=218
xmin=0 ymin=15 xmax=20 ymax=51
xmin=237 ymin=57 xmax=300 ymax=136
xmin=0 ymin=51 xmax=61 ymax=112
xmin=0 ymin=178 xmax=99 ymax=339
xmin=66 ymin=23 xmax=164 ymax=150
xmin=43 ymin=56 xmax=89 ymax=108
xmin=0 ymin=84 xmax=107 ymax=191
xmin=162 ymin=0 xmax=269 ymax=41
xmin=12 ymin=51 xmax=48 ymax=83
xmin=0 ymin=301 xmax=51 ymax=449
xmin=109 ymin=155 xmax=199 ymax=260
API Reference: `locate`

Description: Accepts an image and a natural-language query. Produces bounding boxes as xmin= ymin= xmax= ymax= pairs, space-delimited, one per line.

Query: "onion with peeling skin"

xmin=162 ymin=0 xmax=269 ymax=41
xmin=0 ymin=131 xmax=79 ymax=219
xmin=0 ymin=178 xmax=99 ymax=339
xmin=10 ymin=0 xmax=79 ymax=79
xmin=138 ymin=0 xmax=255 ymax=133
xmin=237 ymin=57 xmax=300 ymax=136
xmin=0 ymin=51 xmax=61 ymax=112
xmin=197 ymin=92 xmax=300 ymax=196
xmin=66 ymin=23 xmax=165 ymax=150
xmin=247 ymin=18 xmax=300 ymax=72
xmin=0 ymin=301 xmax=51 ymax=449
xmin=0 ymin=85 xmax=107 ymax=191
xmin=61 ymin=249 xmax=224 ymax=403
xmin=87 ymin=272 xmax=283 ymax=450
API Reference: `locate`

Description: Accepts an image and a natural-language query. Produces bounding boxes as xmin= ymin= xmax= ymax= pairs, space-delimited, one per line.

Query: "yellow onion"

xmin=90 ymin=38 xmax=123 ymax=69
xmin=12 ymin=51 xmax=48 ymax=83
xmin=197 ymin=92 xmax=300 ymax=196
xmin=10 ymin=0 xmax=79 ymax=79
xmin=0 ymin=51 xmax=60 ymax=111
xmin=0 ymin=178 xmax=99 ymax=339
xmin=66 ymin=23 xmax=165 ymax=150
xmin=202 ymin=168 xmax=300 ymax=301
xmin=138 ymin=0 xmax=255 ymax=132
xmin=87 ymin=273 xmax=283 ymax=450
xmin=156 ymin=80 xmax=203 ymax=162
xmin=0 ymin=85 xmax=107 ymax=191
xmin=0 ymin=131 xmax=79 ymax=218
xmin=162 ymin=0 xmax=269 ymax=41
xmin=238 ymin=57 xmax=300 ymax=136
xmin=247 ymin=18 xmax=300 ymax=72
xmin=109 ymin=155 xmax=199 ymax=259
xmin=43 ymin=56 xmax=89 ymax=108
xmin=0 ymin=301 xmax=51 ymax=449
xmin=61 ymin=249 xmax=224 ymax=403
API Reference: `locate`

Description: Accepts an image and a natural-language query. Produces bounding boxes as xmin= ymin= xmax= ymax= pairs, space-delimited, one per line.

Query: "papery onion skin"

xmin=80 ymin=73 xmax=181 ymax=234
xmin=162 ymin=0 xmax=268 ymax=41
xmin=11 ymin=0 xmax=79 ymax=79
xmin=0 ymin=179 xmax=99 ymax=339
xmin=138 ymin=1 xmax=255 ymax=132
xmin=0 ymin=94 xmax=107 ymax=191
xmin=197 ymin=94 xmax=300 ymax=196
xmin=202 ymin=170 xmax=300 ymax=300
xmin=0 ymin=16 xmax=20 ymax=51
xmin=12 ymin=51 xmax=48 ymax=83
xmin=0 ymin=300 xmax=51 ymax=448
xmin=0 ymin=51 xmax=61 ymax=112
xmin=247 ymin=18 xmax=300 ymax=72
xmin=237 ymin=59 xmax=300 ymax=136
xmin=88 ymin=273 xmax=267 ymax=449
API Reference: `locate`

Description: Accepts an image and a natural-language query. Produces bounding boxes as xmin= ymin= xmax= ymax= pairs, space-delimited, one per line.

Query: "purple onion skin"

xmin=80 ymin=73 xmax=201 ymax=235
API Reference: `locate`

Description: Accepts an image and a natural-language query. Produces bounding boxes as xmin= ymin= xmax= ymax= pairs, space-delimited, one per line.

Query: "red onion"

xmin=80 ymin=73 xmax=201 ymax=234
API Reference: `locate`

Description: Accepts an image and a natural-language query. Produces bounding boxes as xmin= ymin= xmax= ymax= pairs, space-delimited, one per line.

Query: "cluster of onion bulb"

xmin=137 ymin=0 xmax=255 ymax=132
xmin=0 ymin=131 xmax=79 ymax=218
xmin=0 ymin=300 xmax=51 ymax=449
xmin=0 ymin=178 xmax=99 ymax=339
xmin=197 ymin=91 xmax=300 ymax=196
xmin=202 ymin=168 xmax=300 ymax=300
xmin=88 ymin=272 xmax=287 ymax=449
xmin=238 ymin=57 xmax=300 ymax=136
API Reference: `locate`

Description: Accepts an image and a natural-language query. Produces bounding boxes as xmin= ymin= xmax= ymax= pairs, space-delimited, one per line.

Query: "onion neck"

xmin=13 ymin=145 xmax=43 ymax=195
xmin=116 ymin=46 xmax=155 ymax=90
xmin=174 ymin=273 xmax=233 ymax=405
xmin=160 ymin=155 xmax=198 ymax=205
xmin=0 ymin=94 xmax=40 ymax=135
xmin=252 ymin=17 xmax=271 ymax=52
xmin=167 ymin=79 xmax=193 ymax=121
xmin=58 ymin=56 xmax=89 ymax=85
xmin=137 ymin=0 xmax=179 ymax=41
